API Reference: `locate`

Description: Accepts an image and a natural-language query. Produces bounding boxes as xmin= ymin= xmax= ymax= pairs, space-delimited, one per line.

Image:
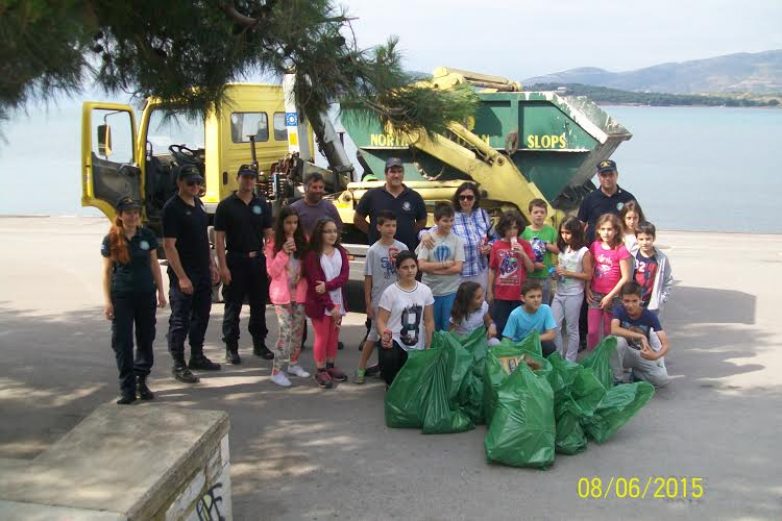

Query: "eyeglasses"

xmin=459 ymin=194 xmax=475 ymax=201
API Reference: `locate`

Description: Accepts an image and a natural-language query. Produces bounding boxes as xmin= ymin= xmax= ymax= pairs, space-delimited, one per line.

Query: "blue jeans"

xmin=433 ymin=292 xmax=457 ymax=331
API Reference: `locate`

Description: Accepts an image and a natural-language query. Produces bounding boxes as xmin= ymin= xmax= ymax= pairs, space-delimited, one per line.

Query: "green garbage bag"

xmin=420 ymin=333 xmax=474 ymax=434
xmin=484 ymin=363 xmax=556 ymax=469
xmin=554 ymin=399 xmax=588 ymax=455
xmin=583 ymin=381 xmax=655 ymax=443
xmin=384 ymin=348 xmax=440 ymax=428
xmin=484 ymin=336 xmax=550 ymax=424
xmin=580 ymin=336 xmax=618 ymax=390
xmin=385 ymin=332 xmax=474 ymax=433
xmin=455 ymin=327 xmax=490 ymax=425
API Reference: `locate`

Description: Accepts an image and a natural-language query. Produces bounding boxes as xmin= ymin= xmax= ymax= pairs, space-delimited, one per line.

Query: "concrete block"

xmin=0 ymin=500 xmax=125 ymax=521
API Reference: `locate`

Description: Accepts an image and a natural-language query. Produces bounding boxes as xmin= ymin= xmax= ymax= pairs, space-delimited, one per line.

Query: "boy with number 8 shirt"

xmin=355 ymin=211 xmax=408 ymax=384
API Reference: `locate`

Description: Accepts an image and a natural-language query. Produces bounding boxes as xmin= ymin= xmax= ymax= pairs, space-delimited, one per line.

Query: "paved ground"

xmin=0 ymin=216 xmax=780 ymax=521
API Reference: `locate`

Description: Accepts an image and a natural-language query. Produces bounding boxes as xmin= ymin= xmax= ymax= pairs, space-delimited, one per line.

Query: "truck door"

xmin=81 ymin=102 xmax=142 ymax=219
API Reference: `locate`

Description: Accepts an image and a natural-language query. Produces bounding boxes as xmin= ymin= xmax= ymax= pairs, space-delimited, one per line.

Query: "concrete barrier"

xmin=0 ymin=404 xmax=231 ymax=521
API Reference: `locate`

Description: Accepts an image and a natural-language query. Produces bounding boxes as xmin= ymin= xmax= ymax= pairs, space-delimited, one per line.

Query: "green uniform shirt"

xmin=101 ymin=227 xmax=159 ymax=296
xmin=522 ymin=224 xmax=557 ymax=279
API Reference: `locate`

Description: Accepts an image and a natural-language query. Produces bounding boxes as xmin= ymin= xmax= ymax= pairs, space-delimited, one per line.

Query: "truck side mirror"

xmin=97 ymin=124 xmax=112 ymax=158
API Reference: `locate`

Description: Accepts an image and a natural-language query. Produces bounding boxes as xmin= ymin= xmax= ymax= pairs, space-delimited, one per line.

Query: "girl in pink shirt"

xmin=587 ymin=213 xmax=631 ymax=350
xmin=266 ymin=207 xmax=310 ymax=387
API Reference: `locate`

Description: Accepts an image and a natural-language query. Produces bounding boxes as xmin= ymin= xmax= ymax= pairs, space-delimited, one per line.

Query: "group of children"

xmin=266 ymin=195 xmax=673 ymax=391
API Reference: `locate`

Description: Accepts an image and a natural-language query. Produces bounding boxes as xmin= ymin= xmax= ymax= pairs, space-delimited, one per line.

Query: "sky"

xmin=0 ymin=0 xmax=780 ymax=215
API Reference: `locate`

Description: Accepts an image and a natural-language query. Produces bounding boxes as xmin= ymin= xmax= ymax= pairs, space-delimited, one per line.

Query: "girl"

xmin=619 ymin=201 xmax=646 ymax=256
xmin=376 ymin=251 xmax=435 ymax=386
xmin=587 ymin=213 xmax=632 ymax=350
xmin=101 ymin=197 xmax=166 ymax=404
xmin=487 ymin=210 xmax=535 ymax=336
xmin=551 ymin=217 xmax=592 ymax=361
xmin=450 ymin=281 xmax=499 ymax=345
xmin=303 ymin=218 xmax=350 ymax=389
xmin=266 ymin=207 xmax=311 ymax=387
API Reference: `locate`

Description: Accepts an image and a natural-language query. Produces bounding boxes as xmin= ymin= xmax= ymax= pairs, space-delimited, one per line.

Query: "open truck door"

xmin=81 ymin=102 xmax=142 ymax=219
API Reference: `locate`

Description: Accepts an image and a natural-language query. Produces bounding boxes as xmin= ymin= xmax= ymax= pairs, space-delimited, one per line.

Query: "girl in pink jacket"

xmin=265 ymin=207 xmax=310 ymax=387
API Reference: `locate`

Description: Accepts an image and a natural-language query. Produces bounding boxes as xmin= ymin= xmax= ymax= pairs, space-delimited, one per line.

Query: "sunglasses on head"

xmin=459 ymin=194 xmax=475 ymax=201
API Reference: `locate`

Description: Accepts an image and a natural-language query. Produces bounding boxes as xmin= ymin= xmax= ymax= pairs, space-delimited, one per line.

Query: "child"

xmin=303 ymin=218 xmax=350 ymax=389
xmin=587 ymin=213 xmax=632 ymax=350
xmin=619 ymin=201 xmax=645 ymax=256
xmin=265 ymin=207 xmax=311 ymax=387
xmin=376 ymin=251 xmax=435 ymax=386
xmin=450 ymin=281 xmax=499 ymax=345
xmin=502 ymin=280 xmax=558 ymax=357
xmin=610 ymin=281 xmax=671 ymax=387
xmin=416 ymin=202 xmax=465 ymax=331
xmin=634 ymin=222 xmax=673 ymax=317
xmin=521 ymin=198 xmax=559 ymax=304
xmin=355 ymin=210 xmax=408 ymax=384
xmin=487 ymin=210 xmax=535 ymax=336
xmin=551 ymin=217 xmax=592 ymax=362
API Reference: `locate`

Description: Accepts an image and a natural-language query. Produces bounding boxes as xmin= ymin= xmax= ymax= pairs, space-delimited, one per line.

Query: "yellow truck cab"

xmin=81 ymin=84 xmax=314 ymax=236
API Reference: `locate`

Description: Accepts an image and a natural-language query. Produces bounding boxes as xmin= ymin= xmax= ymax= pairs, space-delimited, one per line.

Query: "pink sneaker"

xmin=326 ymin=366 xmax=348 ymax=382
xmin=315 ymin=369 xmax=333 ymax=389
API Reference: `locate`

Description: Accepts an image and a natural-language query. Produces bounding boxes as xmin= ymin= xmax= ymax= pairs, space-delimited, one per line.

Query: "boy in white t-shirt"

xmin=376 ymin=251 xmax=435 ymax=386
xmin=355 ymin=211 xmax=408 ymax=384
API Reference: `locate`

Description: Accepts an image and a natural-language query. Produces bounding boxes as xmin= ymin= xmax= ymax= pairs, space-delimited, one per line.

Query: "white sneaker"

xmin=287 ymin=364 xmax=311 ymax=378
xmin=271 ymin=371 xmax=292 ymax=387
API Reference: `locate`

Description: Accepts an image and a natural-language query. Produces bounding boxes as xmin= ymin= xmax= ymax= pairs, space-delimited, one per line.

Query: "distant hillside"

xmin=524 ymin=50 xmax=782 ymax=95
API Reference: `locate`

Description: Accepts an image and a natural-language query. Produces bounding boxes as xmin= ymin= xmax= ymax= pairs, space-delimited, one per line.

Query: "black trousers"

xmin=168 ymin=270 xmax=212 ymax=361
xmin=111 ymin=292 xmax=156 ymax=396
xmin=378 ymin=340 xmax=409 ymax=386
xmin=491 ymin=299 xmax=521 ymax=338
xmin=221 ymin=253 xmax=268 ymax=347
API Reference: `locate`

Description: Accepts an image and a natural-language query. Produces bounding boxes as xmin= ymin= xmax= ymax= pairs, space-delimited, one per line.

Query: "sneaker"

xmin=271 ymin=371 xmax=292 ymax=387
xmin=189 ymin=355 xmax=221 ymax=371
xmin=354 ymin=368 xmax=366 ymax=385
xmin=172 ymin=365 xmax=200 ymax=383
xmin=326 ymin=366 xmax=348 ymax=382
xmin=116 ymin=394 xmax=137 ymax=405
xmin=365 ymin=364 xmax=381 ymax=377
xmin=253 ymin=344 xmax=275 ymax=360
xmin=287 ymin=364 xmax=310 ymax=378
xmin=315 ymin=370 xmax=333 ymax=389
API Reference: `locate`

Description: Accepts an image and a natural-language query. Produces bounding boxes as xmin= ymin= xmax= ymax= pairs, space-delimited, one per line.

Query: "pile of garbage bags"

xmin=384 ymin=328 xmax=655 ymax=469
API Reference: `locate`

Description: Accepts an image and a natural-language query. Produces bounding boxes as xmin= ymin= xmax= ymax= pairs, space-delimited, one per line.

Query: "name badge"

xmin=252 ymin=205 xmax=262 ymax=215
xmin=140 ymin=240 xmax=150 ymax=250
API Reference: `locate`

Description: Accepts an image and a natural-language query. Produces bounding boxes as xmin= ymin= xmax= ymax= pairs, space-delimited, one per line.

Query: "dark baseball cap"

xmin=177 ymin=165 xmax=204 ymax=182
xmin=237 ymin=167 xmax=258 ymax=178
xmin=597 ymin=159 xmax=617 ymax=174
xmin=385 ymin=157 xmax=404 ymax=171
xmin=116 ymin=196 xmax=141 ymax=212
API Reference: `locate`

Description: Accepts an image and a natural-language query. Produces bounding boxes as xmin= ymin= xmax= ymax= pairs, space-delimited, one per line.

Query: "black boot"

xmin=172 ymin=356 xmax=199 ymax=383
xmin=253 ymin=340 xmax=274 ymax=360
xmin=225 ymin=344 xmax=241 ymax=365
xmin=137 ymin=375 xmax=155 ymax=400
xmin=189 ymin=351 xmax=221 ymax=371
xmin=116 ymin=393 xmax=137 ymax=405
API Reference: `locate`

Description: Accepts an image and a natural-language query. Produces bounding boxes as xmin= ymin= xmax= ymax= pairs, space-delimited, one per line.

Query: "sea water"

xmin=0 ymin=102 xmax=779 ymax=233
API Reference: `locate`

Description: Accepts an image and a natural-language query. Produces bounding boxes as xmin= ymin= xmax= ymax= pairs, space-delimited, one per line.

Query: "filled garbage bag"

xmin=580 ymin=336 xmax=618 ymax=390
xmin=582 ymin=381 xmax=655 ymax=443
xmin=455 ymin=327 xmax=490 ymax=425
xmin=554 ymin=399 xmax=588 ymax=455
xmin=484 ymin=333 xmax=549 ymax=424
xmin=385 ymin=332 xmax=474 ymax=433
xmin=484 ymin=363 xmax=556 ymax=469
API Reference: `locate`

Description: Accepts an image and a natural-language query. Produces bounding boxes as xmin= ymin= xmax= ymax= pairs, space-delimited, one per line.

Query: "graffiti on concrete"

xmin=196 ymin=482 xmax=225 ymax=521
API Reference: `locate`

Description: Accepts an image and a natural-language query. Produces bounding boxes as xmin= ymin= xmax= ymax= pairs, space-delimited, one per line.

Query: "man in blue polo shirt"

xmin=353 ymin=157 xmax=427 ymax=252
xmin=577 ymin=159 xmax=639 ymax=243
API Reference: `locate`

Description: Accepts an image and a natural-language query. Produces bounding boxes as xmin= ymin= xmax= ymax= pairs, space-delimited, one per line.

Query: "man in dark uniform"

xmin=163 ymin=167 xmax=221 ymax=383
xmin=353 ymin=157 xmax=428 ymax=251
xmin=578 ymin=159 xmax=639 ymax=242
xmin=214 ymin=167 xmax=274 ymax=364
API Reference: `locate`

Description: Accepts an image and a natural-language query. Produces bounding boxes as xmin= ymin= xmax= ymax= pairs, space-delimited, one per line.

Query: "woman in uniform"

xmin=101 ymin=197 xmax=167 ymax=404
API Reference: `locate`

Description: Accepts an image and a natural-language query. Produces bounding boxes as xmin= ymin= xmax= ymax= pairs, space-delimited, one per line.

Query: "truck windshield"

xmin=147 ymin=109 xmax=205 ymax=154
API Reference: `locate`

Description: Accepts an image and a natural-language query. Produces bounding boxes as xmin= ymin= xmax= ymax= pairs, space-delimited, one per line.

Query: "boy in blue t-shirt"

xmin=610 ymin=281 xmax=671 ymax=387
xmin=502 ymin=279 xmax=557 ymax=357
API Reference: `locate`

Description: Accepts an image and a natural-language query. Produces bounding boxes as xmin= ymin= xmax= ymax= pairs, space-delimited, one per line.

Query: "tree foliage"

xmin=0 ymin=0 xmax=477 ymax=134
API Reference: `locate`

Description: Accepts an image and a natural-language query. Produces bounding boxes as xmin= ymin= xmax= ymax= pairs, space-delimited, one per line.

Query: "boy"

xmin=488 ymin=210 xmax=535 ymax=335
xmin=610 ymin=281 xmax=671 ymax=388
xmin=634 ymin=222 xmax=673 ymax=317
xmin=521 ymin=199 xmax=559 ymax=304
xmin=416 ymin=202 xmax=465 ymax=331
xmin=502 ymin=279 xmax=557 ymax=357
xmin=355 ymin=211 xmax=408 ymax=384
